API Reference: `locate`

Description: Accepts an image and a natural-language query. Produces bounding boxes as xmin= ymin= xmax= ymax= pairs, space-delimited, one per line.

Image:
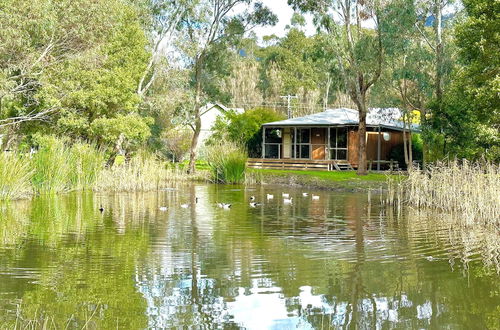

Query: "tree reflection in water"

xmin=0 ymin=185 xmax=498 ymax=329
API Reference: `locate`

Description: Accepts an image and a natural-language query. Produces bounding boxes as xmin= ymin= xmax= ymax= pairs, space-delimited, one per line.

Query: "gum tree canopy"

xmin=288 ymin=0 xmax=386 ymax=175
xmin=175 ymin=0 xmax=277 ymax=174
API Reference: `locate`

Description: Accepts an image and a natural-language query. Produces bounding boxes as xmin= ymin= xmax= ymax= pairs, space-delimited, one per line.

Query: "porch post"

xmin=327 ymin=127 xmax=331 ymax=160
xmin=262 ymin=127 xmax=266 ymax=159
xmin=294 ymin=127 xmax=297 ymax=159
xmin=377 ymin=125 xmax=381 ymax=171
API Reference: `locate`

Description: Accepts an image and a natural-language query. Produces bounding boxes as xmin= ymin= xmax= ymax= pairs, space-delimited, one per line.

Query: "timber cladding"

xmin=311 ymin=128 xmax=326 ymax=160
xmin=348 ymin=129 xmax=407 ymax=167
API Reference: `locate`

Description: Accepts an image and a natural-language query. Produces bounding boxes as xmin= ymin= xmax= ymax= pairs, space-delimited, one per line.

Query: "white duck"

xmin=266 ymin=194 xmax=274 ymax=200
xmin=312 ymin=195 xmax=320 ymax=200
xmin=283 ymin=197 xmax=293 ymax=204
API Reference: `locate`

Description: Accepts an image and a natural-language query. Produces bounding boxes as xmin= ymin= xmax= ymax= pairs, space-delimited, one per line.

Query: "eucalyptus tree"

xmin=136 ymin=0 xmax=198 ymax=99
xmin=0 ymin=0 xmax=150 ymax=153
xmin=289 ymin=0 xmax=386 ymax=175
xmin=0 ymin=0 xmax=122 ymax=130
xmin=177 ymin=0 xmax=277 ymax=174
xmin=370 ymin=0 xmax=434 ymax=167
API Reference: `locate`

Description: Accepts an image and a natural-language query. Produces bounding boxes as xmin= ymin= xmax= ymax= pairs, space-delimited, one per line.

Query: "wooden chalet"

xmin=247 ymin=108 xmax=420 ymax=171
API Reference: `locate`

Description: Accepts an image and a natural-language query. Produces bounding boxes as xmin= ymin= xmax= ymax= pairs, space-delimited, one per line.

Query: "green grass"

xmin=246 ymin=168 xmax=397 ymax=190
xmin=249 ymin=169 xmax=389 ymax=181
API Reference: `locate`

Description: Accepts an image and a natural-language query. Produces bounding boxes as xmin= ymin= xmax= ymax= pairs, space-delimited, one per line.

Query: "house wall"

xmin=348 ymin=129 xmax=409 ymax=167
xmin=311 ymin=128 xmax=326 ymax=160
xmin=348 ymin=129 xmax=359 ymax=166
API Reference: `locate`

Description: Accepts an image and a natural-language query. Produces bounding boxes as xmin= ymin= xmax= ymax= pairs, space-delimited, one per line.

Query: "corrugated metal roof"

xmin=263 ymin=107 xmax=420 ymax=132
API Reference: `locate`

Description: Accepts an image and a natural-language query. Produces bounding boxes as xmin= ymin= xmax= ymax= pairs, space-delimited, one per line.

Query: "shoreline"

xmin=1 ymin=169 xmax=394 ymax=202
xmin=245 ymin=169 xmax=394 ymax=192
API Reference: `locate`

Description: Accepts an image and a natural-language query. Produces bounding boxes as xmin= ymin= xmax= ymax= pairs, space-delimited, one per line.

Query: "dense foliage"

xmin=0 ymin=0 xmax=498 ymax=172
xmin=208 ymin=107 xmax=285 ymax=157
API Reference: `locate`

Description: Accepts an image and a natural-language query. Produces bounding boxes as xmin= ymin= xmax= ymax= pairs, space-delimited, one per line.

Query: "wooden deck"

xmin=247 ymin=158 xmax=354 ymax=171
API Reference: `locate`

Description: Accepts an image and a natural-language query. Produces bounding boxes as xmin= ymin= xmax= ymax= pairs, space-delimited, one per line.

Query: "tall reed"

xmin=387 ymin=160 xmax=500 ymax=226
xmin=69 ymin=142 xmax=105 ymax=190
xmin=205 ymin=142 xmax=247 ymax=184
xmin=94 ymin=153 xmax=188 ymax=192
xmin=31 ymin=136 xmax=72 ymax=193
xmin=0 ymin=152 xmax=33 ymax=200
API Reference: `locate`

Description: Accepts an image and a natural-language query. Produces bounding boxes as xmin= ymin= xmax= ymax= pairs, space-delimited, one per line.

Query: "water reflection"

xmin=0 ymin=185 xmax=498 ymax=329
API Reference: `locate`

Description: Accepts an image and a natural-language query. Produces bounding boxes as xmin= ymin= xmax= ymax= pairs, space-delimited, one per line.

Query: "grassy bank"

xmin=0 ymin=138 xmax=207 ymax=201
xmin=387 ymin=161 xmax=499 ymax=226
xmin=246 ymin=168 xmax=392 ymax=191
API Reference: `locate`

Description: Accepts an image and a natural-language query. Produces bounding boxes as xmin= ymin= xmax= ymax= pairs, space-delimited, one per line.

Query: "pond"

xmin=0 ymin=184 xmax=498 ymax=329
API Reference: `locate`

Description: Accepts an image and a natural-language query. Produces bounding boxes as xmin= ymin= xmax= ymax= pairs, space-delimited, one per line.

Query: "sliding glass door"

xmin=263 ymin=128 xmax=282 ymax=158
xmin=329 ymin=127 xmax=348 ymax=160
xmin=293 ymin=128 xmax=310 ymax=159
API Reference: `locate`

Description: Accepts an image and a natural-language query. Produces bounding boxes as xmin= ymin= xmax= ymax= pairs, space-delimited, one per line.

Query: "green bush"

xmin=207 ymin=107 xmax=285 ymax=158
xmin=205 ymin=142 xmax=247 ymax=184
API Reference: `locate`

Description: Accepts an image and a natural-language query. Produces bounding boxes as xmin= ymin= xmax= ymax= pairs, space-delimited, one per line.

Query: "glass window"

xmin=300 ymin=145 xmax=310 ymax=159
xmin=265 ymin=128 xmax=282 ymax=143
xmin=298 ymin=129 xmax=310 ymax=143
xmin=337 ymin=149 xmax=347 ymax=160
xmin=337 ymin=127 xmax=347 ymax=148
xmin=329 ymin=127 xmax=348 ymax=160
xmin=264 ymin=144 xmax=280 ymax=159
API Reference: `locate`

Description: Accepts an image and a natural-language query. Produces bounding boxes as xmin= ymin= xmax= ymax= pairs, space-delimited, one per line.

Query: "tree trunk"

xmin=187 ymin=117 xmax=201 ymax=174
xmin=357 ymin=102 xmax=368 ymax=175
xmin=434 ymin=0 xmax=443 ymax=110
xmin=187 ymin=55 xmax=204 ymax=174
xmin=408 ymin=129 xmax=413 ymax=168
xmin=402 ymin=112 xmax=409 ymax=166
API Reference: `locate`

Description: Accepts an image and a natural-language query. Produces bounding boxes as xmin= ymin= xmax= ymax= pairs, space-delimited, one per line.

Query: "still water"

xmin=0 ymin=184 xmax=498 ymax=329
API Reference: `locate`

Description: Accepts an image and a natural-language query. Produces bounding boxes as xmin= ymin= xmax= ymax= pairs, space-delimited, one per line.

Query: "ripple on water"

xmin=0 ymin=187 xmax=498 ymax=329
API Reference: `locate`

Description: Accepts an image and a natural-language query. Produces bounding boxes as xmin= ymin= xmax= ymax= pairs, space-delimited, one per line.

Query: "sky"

xmin=244 ymin=0 xmax=316 ymax=40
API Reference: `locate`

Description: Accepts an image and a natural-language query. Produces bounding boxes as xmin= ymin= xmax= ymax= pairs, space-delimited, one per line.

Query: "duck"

xmin=266 ymin=194 xmax=274 ymax=200
xmin=282 ymin=193 xmax=290 ymax=198
xmin=302 ymin=192 xmax=309 ymax=197
xmin=217 ymin=202 xmax=232 ymax=209
xmin=99 ymin=205 xmax=104 ymax=213
xmin=181 ymin=197 xmax=198 ymax=209
xmin=249 ymin=202 xmax=262 ymax=207
xmin=249 ymin=196 xmax=256 ymax=201
xmin=312 ymin=195 xmax=320 ymax=200
xmin=159 ymin=206 xmax=168 ymax=211
xmin=283 ymin=197 xmax=293 ymax=204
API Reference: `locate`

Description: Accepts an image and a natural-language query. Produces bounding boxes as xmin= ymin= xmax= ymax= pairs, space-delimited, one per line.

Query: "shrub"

xmin=207 ymin=107 xmax=285 ymax=157
xmin=205 ymin=142 xmax=247 ymax=184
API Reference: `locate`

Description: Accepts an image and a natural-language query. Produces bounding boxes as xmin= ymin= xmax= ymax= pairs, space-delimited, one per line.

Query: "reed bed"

xmin=205 ymin=142 xmax=247 ymax=184
xmin=93 ymin=153 xmax=189 ymax=192
xmin=31 ymin=137 xmax=72 ymax=194
xmin=0 ymin=137 xmax=196 ymax=200
xmin=0 ymin=152 xmax=33 ymax=200
xmin=387 ymin=160 xmax=500 ymax=226
xmin=69 ymin=142 xmax=105 ymax=190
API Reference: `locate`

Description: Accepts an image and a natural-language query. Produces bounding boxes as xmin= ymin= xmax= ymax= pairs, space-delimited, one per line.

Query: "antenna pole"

xmin=280 ymin=95 xmax=298 ymax=119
